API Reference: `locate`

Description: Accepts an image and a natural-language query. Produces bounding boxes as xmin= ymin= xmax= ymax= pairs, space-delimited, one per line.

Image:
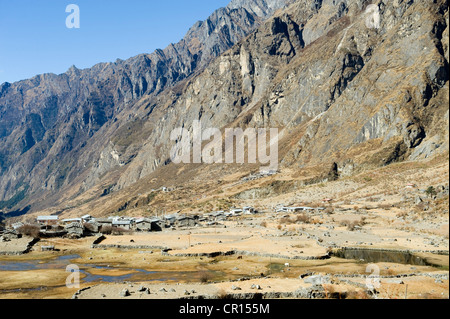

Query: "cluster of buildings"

xmin=2 ymin=204 xmax=327 ymax=241
xmin=275 ymin=206 xmax=325 ymax=213
xmin=26 ymin=214 xmax=166 ymax=238
xmin=1 ymin=206 xmax=260 ymax=239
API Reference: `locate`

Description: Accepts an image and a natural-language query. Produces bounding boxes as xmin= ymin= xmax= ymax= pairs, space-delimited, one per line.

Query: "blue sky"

xmin=0 ymin=0 xmax=230 ymax=84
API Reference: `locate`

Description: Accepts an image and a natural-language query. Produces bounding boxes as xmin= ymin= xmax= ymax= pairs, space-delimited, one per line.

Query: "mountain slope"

xmin=104 ymin=0 xmax=448 ymax=191
xmin=0 ymin=0 xmax=448 ymax=217
xmin=0 ymin=0 xmax=291 ymax=212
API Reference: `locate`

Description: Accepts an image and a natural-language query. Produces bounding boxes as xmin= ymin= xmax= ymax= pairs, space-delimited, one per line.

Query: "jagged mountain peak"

xmin=227 ymin=0 xmax=292 ymax=17
xmin=0 ymin=0 xmax=291 ymax=212
xmin=0 ymin=0 xmax=448 ymax=218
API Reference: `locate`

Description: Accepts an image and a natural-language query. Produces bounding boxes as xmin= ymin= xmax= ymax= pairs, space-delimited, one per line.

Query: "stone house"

xmin=37 ymin=216 xmax=59 ymax=230
xmin=65 ymin=222 xmax=84 ymax=238
xmin=175 ymin=216 xmax=197 ymax=228
xmin=96 ymin=218 xmax=113 ymax=231
xmin=135 ymin=218 xmax=152 ymax=231
xmin=84 ymin=221 xmax=101 ymax=233
xmin=112 ymin=219 xmax=132 ymax=230
xmin=164 ymin=214 xmax=177 ymax=227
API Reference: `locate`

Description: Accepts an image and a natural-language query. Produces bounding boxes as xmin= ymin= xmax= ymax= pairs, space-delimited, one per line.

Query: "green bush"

xmin=425 ymin=186 xmax=437 ymax=198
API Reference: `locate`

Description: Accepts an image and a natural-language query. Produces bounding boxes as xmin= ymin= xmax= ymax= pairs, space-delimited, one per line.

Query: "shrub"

xmin=347 ymin=221 xmax=358 ymax=231
xmin=17 ymin=224 xmax=40 ymax=238
xmin=414 ymin=202 xmax=427 ymax=212
xmin=100 ymin=225 xmax=113 ymax=234
xmin=217 ymin=288 xmax=229 ymax=299
xmin=323 ymin=284 xmax=336 ymax=298
xmin=378 ymin=204 xmax=392 ymax=210
xmin=279 ymin=217 xmax=293 ymax=224
xmin=112 ymin=227 xmax=131 ymax=235
xmin=396 ymin=211 xmax=408 ymax=219
xmin=199 ymin=271 xmax=210 ymax=283
xmin=343 ymin=218 xmax=366 ymax=231
xmin=346 ymin=290 xmax=370 ymax=299
xmin=278 ymin=214 xmax=311 ymax=224
xmin=385 ymin=268 xmax=395 ymax=276
xmin=100 ymin=225 xmax=131 ymax=235
xmin=425 ymin=186 xmax=437 ymax=198
xmin=295 ymin=214 xmax=311 ymax=224
xmin=260 ymin=221 xmax=267 ymax=228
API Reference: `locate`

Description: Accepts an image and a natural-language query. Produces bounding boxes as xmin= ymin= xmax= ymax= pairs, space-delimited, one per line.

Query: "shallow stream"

xmin=0 ymin=254 xmax=225 ymax=284
xmin=331 ymin=248 xmax=442 ymax=267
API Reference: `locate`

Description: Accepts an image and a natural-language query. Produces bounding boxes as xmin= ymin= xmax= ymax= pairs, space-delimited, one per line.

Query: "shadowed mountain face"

xmin=0 ymin=0 xmax=448 ymax=215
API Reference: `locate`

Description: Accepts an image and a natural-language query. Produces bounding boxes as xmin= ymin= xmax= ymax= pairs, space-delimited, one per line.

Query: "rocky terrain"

xmin=0 ymin=0 xmax=448 ymax=301
xmin=0 ymin=153 xmax=447 ymax=299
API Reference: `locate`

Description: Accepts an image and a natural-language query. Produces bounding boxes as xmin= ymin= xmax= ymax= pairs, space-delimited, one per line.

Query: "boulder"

xmin=304 ymin=275 xmax=330 ymax=285
xmin=299 ymin=272 xmax=313 ymax=279
xmin=120 ymin=288 xmax=130 ymax=297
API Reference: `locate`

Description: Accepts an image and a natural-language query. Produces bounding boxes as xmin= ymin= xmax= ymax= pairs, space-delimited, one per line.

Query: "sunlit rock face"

xmin=0 ymin=0 xmax=448 ymax=214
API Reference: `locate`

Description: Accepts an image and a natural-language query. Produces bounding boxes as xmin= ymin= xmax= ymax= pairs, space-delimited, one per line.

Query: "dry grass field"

xmin=1 ymin=154 xmax=448 ymax=299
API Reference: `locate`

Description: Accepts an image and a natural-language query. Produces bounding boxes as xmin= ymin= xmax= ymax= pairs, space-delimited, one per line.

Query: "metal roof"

xmin=37 ymin=216 xmax=59 ymax=221
xmin=62 ymin=218 xmax=82 ymax=222
xmin=112 ymin=220 xmax=132 ymax=225
xmin=212 ymin=211 xmax=225 ymax=216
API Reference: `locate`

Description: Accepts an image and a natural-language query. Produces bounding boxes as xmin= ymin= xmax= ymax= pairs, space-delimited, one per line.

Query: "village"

xmin=0 ymin=205 xmax=327 ymax=243
xmin=0 ymin=162 xmax=448 ymax=300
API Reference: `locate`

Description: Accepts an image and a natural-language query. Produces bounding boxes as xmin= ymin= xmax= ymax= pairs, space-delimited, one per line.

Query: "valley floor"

xmin=0 ymin=157 xmax=448 ymax=299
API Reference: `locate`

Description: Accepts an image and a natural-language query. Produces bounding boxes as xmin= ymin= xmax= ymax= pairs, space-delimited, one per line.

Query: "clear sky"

xmin=0 ymin=0 xmax=231 ymax=84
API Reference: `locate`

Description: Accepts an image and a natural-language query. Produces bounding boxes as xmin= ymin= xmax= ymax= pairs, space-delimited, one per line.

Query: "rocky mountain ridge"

xmin=0 ymin=0 xmax=448 ymax=217
xmin=0 ymin=0 xmax=291 ymax=212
